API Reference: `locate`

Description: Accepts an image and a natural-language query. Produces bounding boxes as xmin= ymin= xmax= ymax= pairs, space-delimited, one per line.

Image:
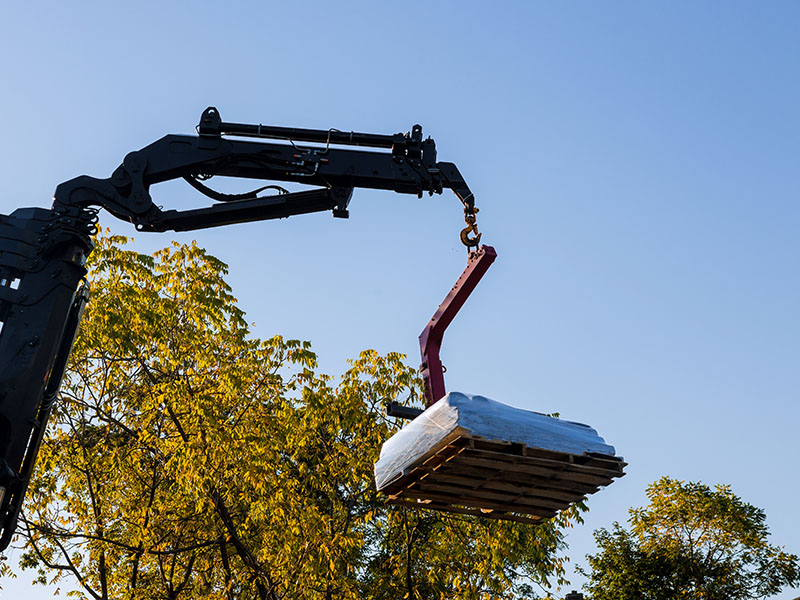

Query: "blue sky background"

xmin=1 ymin=2 xmax=798 ymax=598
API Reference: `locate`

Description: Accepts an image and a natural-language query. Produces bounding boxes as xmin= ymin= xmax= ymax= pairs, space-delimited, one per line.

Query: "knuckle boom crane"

xmin=0 ymin=107 xmax=482 ymax=549
xmin=0 ymin=108 xmax=624 ymax=551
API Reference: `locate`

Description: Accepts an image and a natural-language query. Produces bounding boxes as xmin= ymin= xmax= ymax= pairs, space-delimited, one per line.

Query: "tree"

xmin=14 ymin=234 xmax=585 ymax=599
xmin=580 ymin=476 xmax=800 ymax=600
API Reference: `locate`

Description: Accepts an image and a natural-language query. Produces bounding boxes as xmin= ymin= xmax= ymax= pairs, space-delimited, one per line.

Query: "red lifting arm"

xmin=419 ymin=245 xmax=497 ymax=407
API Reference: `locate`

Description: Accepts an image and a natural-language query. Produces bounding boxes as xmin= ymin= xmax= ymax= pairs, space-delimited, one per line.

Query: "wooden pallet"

xmin=381 ymin=436 xmax=626 ymax=522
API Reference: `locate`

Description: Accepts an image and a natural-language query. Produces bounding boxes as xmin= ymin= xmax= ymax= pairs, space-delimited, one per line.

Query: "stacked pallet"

xmin=375 ymin=393 xmax=625 ymax=523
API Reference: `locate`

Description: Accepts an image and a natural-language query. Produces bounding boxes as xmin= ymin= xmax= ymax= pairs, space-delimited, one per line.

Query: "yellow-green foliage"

xmin=19 ymin=234 xmax=582 ymax=600
xmin=581 ymin=477 xmax=800 ymax=600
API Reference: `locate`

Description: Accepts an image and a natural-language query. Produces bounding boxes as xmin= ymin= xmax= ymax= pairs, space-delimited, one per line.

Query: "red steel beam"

xmin=419 ymin=245 xmax=497 ymax=407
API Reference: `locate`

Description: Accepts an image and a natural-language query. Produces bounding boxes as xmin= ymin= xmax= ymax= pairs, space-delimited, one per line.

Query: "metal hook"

xmin=460 ymin=211 xmax=482 ymax=248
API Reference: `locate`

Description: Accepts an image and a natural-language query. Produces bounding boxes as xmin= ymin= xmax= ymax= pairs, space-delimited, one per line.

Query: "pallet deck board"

xmin=462 ymin=446 xmax=625 ymax=477
xmin=394 ymin=488 xmax=559 ymax=519
xmin=419 ymin=462 xmax=602 ymax=496
xmin=391 ymin=499 xmax=543 ymax=525
xmin=418 ymin=471 xmax=587 ymax=502
xmin=410 ymin=481 xmax=570 ymax=511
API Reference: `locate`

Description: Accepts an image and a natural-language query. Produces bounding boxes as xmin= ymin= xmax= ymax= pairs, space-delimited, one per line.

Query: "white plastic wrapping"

xmin=375 ymin=392 xmax=617 ymax=491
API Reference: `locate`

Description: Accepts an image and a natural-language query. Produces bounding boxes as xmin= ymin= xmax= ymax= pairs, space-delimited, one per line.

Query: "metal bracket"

xmin=384 ymin=402 xmax=424 ymax=420
xmin=419 ymin=245 xmax=497 ymax=407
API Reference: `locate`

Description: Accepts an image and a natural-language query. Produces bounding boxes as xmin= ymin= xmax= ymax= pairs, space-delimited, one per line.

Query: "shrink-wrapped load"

xmin=376 ymin=392 xmax=625 ymax=522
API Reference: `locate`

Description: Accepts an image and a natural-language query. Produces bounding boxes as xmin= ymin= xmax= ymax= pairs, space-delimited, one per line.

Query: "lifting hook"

xmin=460 ymin=208 xmax=482 ymax=248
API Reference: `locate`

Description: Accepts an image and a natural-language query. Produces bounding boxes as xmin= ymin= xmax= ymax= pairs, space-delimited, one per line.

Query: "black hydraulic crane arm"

xmin=54 ymin=107 xmax=477 ymax=233
xmin=0 ymin=107 xmax=481 ymax=551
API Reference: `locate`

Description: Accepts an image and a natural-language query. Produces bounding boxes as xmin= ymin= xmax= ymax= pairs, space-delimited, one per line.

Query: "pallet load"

xmin=375 ymin=392 xmax=625 ymax=523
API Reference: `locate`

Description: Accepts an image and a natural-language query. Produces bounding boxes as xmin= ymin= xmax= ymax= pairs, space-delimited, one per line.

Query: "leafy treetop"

xmin=581 ymin=476 xmax=800 ymax=600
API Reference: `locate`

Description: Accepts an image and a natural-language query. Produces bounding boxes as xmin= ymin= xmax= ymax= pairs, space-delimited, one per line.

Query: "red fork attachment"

xmin=419 ymin=245 xmax=497 ymax=407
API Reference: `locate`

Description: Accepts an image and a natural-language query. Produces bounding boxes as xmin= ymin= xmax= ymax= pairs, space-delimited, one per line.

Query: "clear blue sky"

xmin=1 ymin=2 xmax=798 ymax=598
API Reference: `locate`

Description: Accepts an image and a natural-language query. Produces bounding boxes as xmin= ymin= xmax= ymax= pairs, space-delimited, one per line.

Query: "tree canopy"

xmin=580 ymin=476 xmax=800 ymax=600
xmin=12 ymin=234 xmax=585 ymax=600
